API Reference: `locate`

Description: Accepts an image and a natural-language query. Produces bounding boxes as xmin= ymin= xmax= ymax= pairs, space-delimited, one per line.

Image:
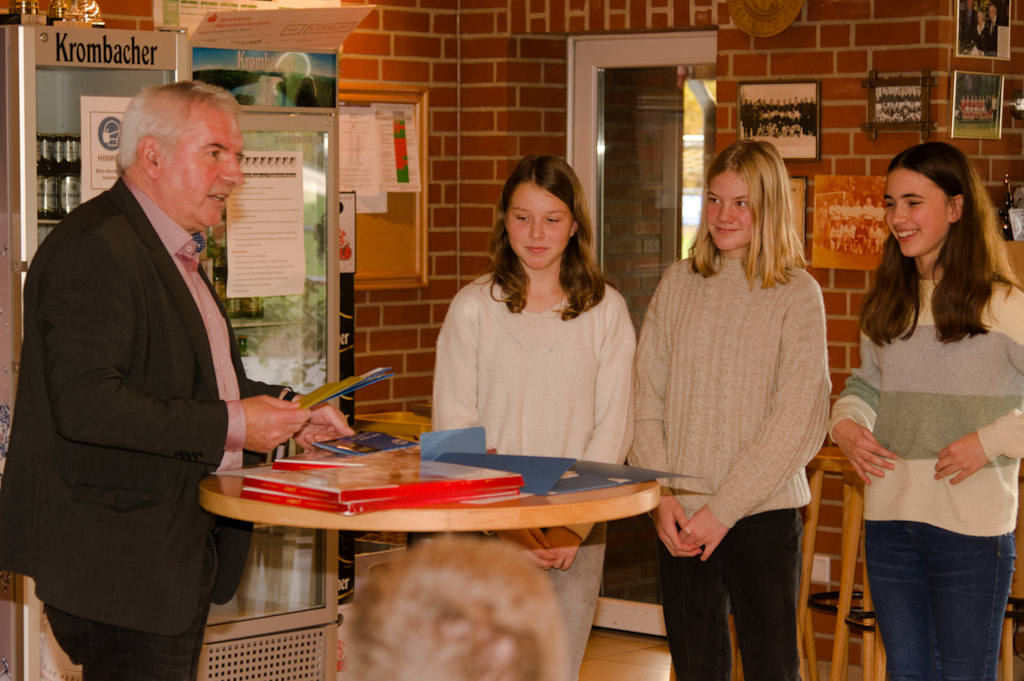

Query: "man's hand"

xmin=293 ymin=403 xmax=354 ymax=451
xmin=241 ymin=395 xmax=309 ymax=452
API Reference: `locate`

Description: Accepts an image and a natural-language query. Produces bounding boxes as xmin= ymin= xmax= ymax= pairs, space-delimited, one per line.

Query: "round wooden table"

xmin=200 ymin=473 xmax=661 ymax=532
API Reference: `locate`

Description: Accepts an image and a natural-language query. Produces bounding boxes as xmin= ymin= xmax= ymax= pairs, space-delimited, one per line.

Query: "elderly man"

xmin=0 ymin=80 xmax=351 ymax=680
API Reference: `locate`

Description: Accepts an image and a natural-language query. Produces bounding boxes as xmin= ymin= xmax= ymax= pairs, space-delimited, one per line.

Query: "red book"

xmin=240 ymin=483 xmax=521 ymax=515
xmin=242 ymin=450 xmax=525 ymax=506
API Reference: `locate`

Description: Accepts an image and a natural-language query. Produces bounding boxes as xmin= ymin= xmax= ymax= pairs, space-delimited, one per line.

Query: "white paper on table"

xmin=375 ymin=103 xmax=421 ymax=193
xmin=79 ymin=96 xmax=131 ymax=203
xmin=338 ymin=106 xmax=381 ymax=198
xmin=225 ymin=150 xmax=306 ymax=298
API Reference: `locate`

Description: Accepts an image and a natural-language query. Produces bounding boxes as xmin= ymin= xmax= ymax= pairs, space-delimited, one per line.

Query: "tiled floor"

xmin=579 ymin=628 xmax=865 ymax=681
xmin=580 ymin=629 xmax=672 ymax=681
xmin=582 ymin=627 xmax=1024 ymax=681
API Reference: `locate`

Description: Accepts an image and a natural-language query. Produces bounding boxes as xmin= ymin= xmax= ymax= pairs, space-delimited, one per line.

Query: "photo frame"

xmin=950 ymin=70 xmax=1004 ymax=140
xmin=860 ymin=70 xmax=937 ymax=140
xmin=1010 ymin=208 xmax=1024 ymax=241
xmin=956 ymin=0 xmax=1011 ymax=60
xmin=738 ymin=80 xmax=820 ymax=162
xmin=810 ymin=174 xmax=887 ymax=271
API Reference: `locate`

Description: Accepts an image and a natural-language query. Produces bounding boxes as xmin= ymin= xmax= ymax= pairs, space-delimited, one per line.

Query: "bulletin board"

xmin=338 ymin=83 xmax=429 ymax=290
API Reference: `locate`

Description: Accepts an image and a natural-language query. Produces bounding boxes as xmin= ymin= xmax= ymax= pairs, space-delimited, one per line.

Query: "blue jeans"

xmin=865 ymin=521 xmax=1015 ymax=681
xmin=657 ymin=508 xmax=802 ymax=681
xmin=45 ymin=533 xmax=217 ymax=681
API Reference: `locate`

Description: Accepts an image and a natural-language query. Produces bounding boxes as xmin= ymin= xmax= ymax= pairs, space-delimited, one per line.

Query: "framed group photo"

xmin=951 ymin=70 xmax=1004 ymax=139
xmin=956 ymin=0 xmax=1011 ymax=59
xmin=810 ymin=174 xmax=887 ymax=271
xmin=860 ymin=70 xmax=937 ymax=140
xmin=737 ymin=80 xmax=820 ymax=162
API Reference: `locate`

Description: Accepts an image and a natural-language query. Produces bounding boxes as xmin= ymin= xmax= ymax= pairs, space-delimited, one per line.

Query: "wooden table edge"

xmin=199 ymin=475 xmax=661 ymax=532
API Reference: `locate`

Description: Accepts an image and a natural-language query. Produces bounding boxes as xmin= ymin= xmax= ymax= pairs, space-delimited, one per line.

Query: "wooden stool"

xmin=799 ymin=447 xmax=846 ymax=681
xmin=1003 ymin=471 xmax=1024 ymax=681
xmin=842 ymin=530 xmax=886 ymax=681
xmin=825 ymin=465 xmax=867 ymax=681
xmin=1001 ymin=597 xmax=1022 ymax=681
xmin=800 ymin=450 xmax=885 ymax=681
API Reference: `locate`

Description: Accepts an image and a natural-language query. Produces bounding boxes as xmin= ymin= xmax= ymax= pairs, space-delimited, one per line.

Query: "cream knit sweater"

xmin=432 ymin=275 xmax=636 ymax=538
xmin=629 ymin=258 xmax=830 ymax=527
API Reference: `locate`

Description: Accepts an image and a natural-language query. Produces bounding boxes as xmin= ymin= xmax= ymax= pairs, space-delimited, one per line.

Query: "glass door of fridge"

xmin=202 ymin=112 xmax=340 ymax=396
xmin=203 ymin=111 xmax=339 ymax=644
xmin=205 ymin=525 xmax=337 ymax=641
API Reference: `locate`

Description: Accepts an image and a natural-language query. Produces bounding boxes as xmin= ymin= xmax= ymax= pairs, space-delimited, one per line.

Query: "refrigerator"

xmin=0 ymin=24 xmax=342 ymax=681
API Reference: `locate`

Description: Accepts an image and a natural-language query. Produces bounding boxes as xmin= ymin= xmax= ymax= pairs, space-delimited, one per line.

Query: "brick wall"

xmin=49 ymin=0 xmax=1024 ymax=665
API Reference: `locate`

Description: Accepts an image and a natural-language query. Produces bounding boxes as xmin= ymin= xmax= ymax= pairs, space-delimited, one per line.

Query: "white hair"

xmin=116 ymin=80 xmax=241 ymax=174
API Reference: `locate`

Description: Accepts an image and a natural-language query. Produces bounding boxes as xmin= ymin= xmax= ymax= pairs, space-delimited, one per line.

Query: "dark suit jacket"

xmin=0 ymin=180 xmax=281 ymax=636
xmin=959 ymin=4 xmax=979 ymax=49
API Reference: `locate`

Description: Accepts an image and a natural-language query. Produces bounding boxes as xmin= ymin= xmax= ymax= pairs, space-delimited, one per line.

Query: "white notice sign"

xmin=79 ymin=96 xmax=130 ymax=203
xmin=225 ymin=150 xmax=306 ymax=298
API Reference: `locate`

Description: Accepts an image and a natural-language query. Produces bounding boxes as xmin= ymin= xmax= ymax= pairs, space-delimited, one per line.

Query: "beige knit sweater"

xmin=629 ymin=258 xmax=830 ymax=527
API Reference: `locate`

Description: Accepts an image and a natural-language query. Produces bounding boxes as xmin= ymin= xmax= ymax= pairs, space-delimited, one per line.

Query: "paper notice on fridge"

xmin=187 ymin=5 xmax=373 ymax=51
xmin=225 ymin=151 xmax=306 ymax=298
xmin=156 ymin=0 xmax=342 ymax=35
xmin=79 ymin=96 xmax=131 ymax=203
xmin=338 ymin=106 xmax=381 ymax=198
xmin=376 ymin=104 xmax=421 ymax=192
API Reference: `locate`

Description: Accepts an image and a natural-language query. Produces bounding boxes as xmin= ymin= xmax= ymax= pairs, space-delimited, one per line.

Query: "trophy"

xmin=62 ymin=0 xmax=102 ymax=25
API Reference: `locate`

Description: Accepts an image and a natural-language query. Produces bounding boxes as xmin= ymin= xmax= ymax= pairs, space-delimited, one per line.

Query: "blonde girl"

xmin=631 ymin=139 xmax=830 ymax=681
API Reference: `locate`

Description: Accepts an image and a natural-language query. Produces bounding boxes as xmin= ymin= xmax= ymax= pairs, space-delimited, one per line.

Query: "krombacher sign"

xmin=35 ymin=26 xmax=180 ymax=70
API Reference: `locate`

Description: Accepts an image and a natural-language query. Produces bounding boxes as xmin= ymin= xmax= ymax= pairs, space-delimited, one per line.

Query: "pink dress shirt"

xmin=125 ymin=179 xmax=246 ymax=471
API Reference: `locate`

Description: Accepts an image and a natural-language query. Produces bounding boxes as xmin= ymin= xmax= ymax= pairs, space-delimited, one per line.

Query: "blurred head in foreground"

xmin=350 ymin=535 xmax=567 ymax=681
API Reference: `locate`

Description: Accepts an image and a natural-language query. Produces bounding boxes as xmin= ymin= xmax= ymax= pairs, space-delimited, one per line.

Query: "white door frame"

xmin=566 ymin=29 xmax=717 ymax=635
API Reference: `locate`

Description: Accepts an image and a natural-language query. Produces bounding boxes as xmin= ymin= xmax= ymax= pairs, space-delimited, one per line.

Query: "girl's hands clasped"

xmin=651 ymin=496 xmax=701 ymax=558
xmin=832 ymin=418 xmax=898 ymax=484
xmin=934 ymin=431 xmax=988 ymax=484
xmin=681 ymin=506 xmax=729 ymax=561
xmin=496 ymin=527 xmax=581 ymax=571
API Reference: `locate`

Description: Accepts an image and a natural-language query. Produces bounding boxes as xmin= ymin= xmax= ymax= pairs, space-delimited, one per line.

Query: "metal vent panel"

xmin=201 ymin=627 xmax=326 ymax=681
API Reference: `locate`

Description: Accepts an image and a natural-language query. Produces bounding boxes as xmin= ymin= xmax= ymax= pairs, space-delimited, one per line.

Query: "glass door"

xmin=568 ymin=31 xmax=716 ymax=636
xmin=204 ymin=111 xmax=339 ymax=643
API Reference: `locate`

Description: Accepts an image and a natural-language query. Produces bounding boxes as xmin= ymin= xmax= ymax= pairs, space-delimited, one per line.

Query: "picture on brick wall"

xmin=860 ymin=70 xmax=938 ymax=140
xmin=951 ymin=70 xmax=1004 ymax=140
xmin=956 ymin=0 xmax=1011 ymax=60
xmin=810 ymin=174 xmax=887 ymax=271
xmin=738 ymin=80 xmax=820 ymax=162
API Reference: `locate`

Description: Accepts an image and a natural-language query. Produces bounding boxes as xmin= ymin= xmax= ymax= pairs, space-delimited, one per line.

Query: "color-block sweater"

xmin=629 ymin=258 xmax=831 ymax=527
xmin=829 ymin=281 xmax=1024 ymax=537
